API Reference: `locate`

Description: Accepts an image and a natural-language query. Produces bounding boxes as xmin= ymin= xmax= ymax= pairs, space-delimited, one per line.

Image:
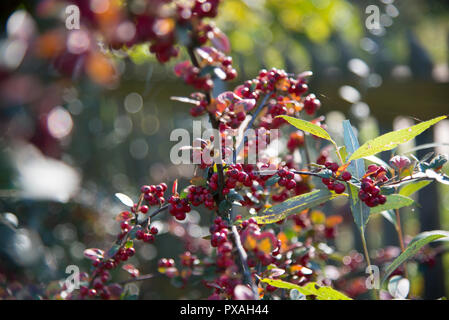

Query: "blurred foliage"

xmin=0 ymin=0 xmax=448 ymax=299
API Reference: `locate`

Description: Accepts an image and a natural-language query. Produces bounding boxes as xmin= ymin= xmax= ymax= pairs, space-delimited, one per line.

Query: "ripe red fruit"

xmin=334 ymin=183 xmax=346 ymax=194
xmin=341 ymin=171 xmax=352 ymax=181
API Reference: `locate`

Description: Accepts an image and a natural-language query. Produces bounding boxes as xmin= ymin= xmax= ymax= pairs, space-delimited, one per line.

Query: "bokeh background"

xmin=0 ymin=0 xmax=448 ymax=299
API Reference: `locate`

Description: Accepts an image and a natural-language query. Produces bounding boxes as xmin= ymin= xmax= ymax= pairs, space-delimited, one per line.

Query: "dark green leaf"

xmin=253 ymin=189 xmax=342 ymax=224
xmin=343 ymin=120 xmax=370 ymax=229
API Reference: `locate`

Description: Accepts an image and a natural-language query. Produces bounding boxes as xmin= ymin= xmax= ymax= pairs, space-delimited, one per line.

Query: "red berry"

xmin=334 ymin=183 xmax=346 ymax=194
xmin=341 ymin=171 xmax=352 ymax=181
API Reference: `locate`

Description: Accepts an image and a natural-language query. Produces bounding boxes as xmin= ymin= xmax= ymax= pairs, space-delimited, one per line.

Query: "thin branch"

xmin=235 ymin=92 xmax=272 ymax=156
xmin=231 ymin=225 xmax=259 ymax=299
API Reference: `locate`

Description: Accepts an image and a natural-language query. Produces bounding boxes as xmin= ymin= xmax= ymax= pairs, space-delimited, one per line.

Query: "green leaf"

xmin=408 ymin=230 xmax=449 ymax=245
xmin=105 ymin=244 xmax=121 ymax=260
xmin=348 ymin=116 xmax=447 ymax=161
xmin=348 ymin=184 xmax=371 ymax=228
xmin=219 ymin=200 xmax=232 ymax=213
xmin=399 ymin=180 xmax=432 ymax=197
xmin=370 ymin=194 xmax=414 ymax=214
xmin=253 ymin=189 xmax=342 ymax=224
xmin=364 ymin=155 xmax=392 ymax=171
xmin=125 ymin=240 xmax=133 ymax=249
xmin=276 ymin=115 xmax=336 ymax=146
xmin=382 ymin=230 xmax=449 ymax=284
xmin=380 ymin=210 xmax=397 ymax=228
xmin=343 ymin=120 xmax=370 ymax=229
xmin=259 ymin=278 xmax=351 ymax=300
xmin=265 ymin=175 xmax=280 ymax=187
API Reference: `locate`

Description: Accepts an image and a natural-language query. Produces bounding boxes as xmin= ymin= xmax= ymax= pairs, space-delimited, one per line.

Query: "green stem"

xmin=395 ymin=208 xmax=409 ymax=279
xmin=360 ymin=228 xmax=379 ymax=299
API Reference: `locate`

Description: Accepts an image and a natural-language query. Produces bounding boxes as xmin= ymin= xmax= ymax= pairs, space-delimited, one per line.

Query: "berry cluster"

xmin=168 ymin=195 xmax=191 ymax=221
xmin=210 ymin=217 xmax=234 ymax=268
xmin=190 ymin=99 xmax=209 ymax=117
xmin=80 ymin=245 xmax=137 ymax=299
xmin=303 ymin=94 xmax=321 ymax=115
xmin=225 ymin=164 xmax=256 ymax=188
xmin=136 ymin=226 xmax=159 ymax=243
xmin=174 ymin=46 xmax=236 ymax=92
xmin=358 ymin=179 xmax=386 ymax=207
xmin=320 ymin=162 xmax=352 ymax=194
xmin=277 ymin=168 xmax=297 ymax=190
xmin=134 ymin=1 xmax=222 ymax=63
xmin=186 ymin=185 xmax=215 ymax=209
xmin=357 ymin=165 xmax=388 ymax=207
xmin=174 ymin=60 xmax=214 ymax=90
xmin=158 ymin=258 xmax=175 ymax=269
xmin=141 ymin=183 xmax=167 ymax=206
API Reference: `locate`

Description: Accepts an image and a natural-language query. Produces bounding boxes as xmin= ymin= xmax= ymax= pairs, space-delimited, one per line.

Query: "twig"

xmin=235 ymin=92 xmax=272 ymax=156
xmin=231 ymin=225 xmax=259 ymax=299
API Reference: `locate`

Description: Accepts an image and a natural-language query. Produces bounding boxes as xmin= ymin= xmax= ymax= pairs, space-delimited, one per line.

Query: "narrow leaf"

xmin=343 ymin=120 xmax=370 ymax=229
xmin=276 ymin=115 xmax=336 ymax=146
xmin=382 ymin=231 xmax=449 ymax=283
xmin=253 ymin=189 xmax=342 ymax=224
xmin=349 ymin=116 xmax=447 ymax=161
xmin=259 ymin=278 xmax=351 ymax=300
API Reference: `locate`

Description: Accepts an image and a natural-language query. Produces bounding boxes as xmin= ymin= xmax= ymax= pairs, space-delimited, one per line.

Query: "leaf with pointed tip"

xmin=115 ymin=193 xmax=134 ymax=207
xmin=253 ymin=189 xmax=342 ymax=225
xmin=348 ymin=116 xmax=447 ymax=161
xmin=382 ymin=231 xmax=449 ymax=284
xmin=276 ymin=115 xmax=336 ymax=146
xmin=343 ymin=120 xmax=370 ymax=229
xmin=259 ymin=278 xmax=351 ymax=300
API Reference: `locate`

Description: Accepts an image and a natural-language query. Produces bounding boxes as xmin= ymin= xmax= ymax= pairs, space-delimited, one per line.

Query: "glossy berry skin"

xmin=341 ymin=171 xmax=352 ymax=181
xmin=358 ymin=173 xmax=388 ymax=208
xmin=333 ymin=183 xmax=346 ymax=194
